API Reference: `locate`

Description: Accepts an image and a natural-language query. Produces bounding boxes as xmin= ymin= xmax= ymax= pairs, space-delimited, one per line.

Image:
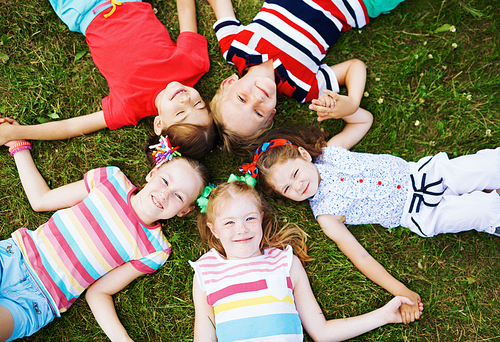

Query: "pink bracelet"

xmin=9 ymin=141 xmax=31 ymax=156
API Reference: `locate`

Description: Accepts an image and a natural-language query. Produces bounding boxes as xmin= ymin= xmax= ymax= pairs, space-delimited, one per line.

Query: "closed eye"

xmin=237 ymin=95 xmax=246 ymax=103
xmin=176 ymin=111 xmax=184 ymax=116
xmin=255 ymin=110 xmax=263 ymax=118
xmin=175 ymin=193 xmax=184 ymax=202
xmin=162 ymin=178 xmax=169 ymax=186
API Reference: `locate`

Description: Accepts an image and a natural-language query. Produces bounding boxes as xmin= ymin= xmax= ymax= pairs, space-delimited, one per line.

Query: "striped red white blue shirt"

xmin=190 ymin=246 xmax=302 ymax=341
xmin=12 ymin=167 xmax=171 ymax=315
xmin=214 ymin=0 xmax=369 ymax=103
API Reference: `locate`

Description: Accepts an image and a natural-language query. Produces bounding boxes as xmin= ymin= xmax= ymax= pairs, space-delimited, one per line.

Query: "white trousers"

xmin=400 ymin=147 xmax=500 ymax=237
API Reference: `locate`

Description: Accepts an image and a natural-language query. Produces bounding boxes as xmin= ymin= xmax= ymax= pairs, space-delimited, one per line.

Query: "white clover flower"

xmin=467 ymin=94 xmax=472 ymax=100
xmin=429 ymin=140 xmax=436 ymax=147
xmin=364 ymin=91 xmax=369 ymax=97
xmin=375 ymin=77 xmax=381 ymax=82
xmin=377 ymin=97 xmax=384 ymax=104
xmin=428 ymin=54 xmax=433 ymax=59
xmin=420 ymin=72 xmax=424 ymax=77
xmin=452 ymin=43 xmax=458 ymax=49
xmin=153 ymin=7 xmax=158 ymax=14
xmin=415 ymin=54 xmax=419 ymax=59
xmin=450 ymin=25 xmax=456 ymax=32
xmin=414 ymin=120 xmax=420 ymax=126
xmin=423 ymin=41 xmax=428 ymax=46
xmin=358 ymin=30 xmax=362 ymax=34
xmin=485 ymin=129 xmax=492 ymax=137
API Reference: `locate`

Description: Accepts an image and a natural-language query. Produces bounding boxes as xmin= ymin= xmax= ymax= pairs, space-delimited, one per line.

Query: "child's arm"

xmin=85 ymin=262 xmax=146 ymax=342
xmin=5 ymin=125 xmax=89 ymax=212
xmin=309 ymin=59 xmax=367 ymax=122
xmin=291 ymin=254 xmax=419 ymax=341
xmin=177 ymin=0 xmax=198 ymax=33
xmin=316 ymin=214 xmax=422 ymax=324
xmin=192 ymin=274 xmax=217 ymax=342
xmin=325 ymin=106 xmax=373 ymax=150
xmin=0 ymin=111 xmax=107 ymax=145
xmin=206 ymin=0 xmax=236 ymax=20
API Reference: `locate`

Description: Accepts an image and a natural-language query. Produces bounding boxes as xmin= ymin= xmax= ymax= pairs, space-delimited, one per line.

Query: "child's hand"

xmin=0 ymin=117 xmax=23 ymax=147
xmin=398 ymin=290 xmax=423 ymax=324
xmin=309 ymin=90 xmax=360 ymax=122
xmin=383 ymin=296 xmax=421 ymax=324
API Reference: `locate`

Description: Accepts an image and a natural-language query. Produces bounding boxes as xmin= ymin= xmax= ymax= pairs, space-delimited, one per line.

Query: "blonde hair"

xmin=210 ymin=86 xmax=274 ymax=158
xmin=197 ymin=181 xmax=311 ymax=264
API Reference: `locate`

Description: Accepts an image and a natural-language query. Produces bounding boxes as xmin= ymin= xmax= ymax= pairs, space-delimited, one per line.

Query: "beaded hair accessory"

xmin=196 ymin=173 xmax=257 ymax=213
xmin=149 ymin=135 xmax=181 ymax=168
xmin=238 ymin=139 xmax=297 ymax=178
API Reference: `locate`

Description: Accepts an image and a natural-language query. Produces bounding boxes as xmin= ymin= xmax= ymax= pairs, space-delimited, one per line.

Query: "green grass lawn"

xmin=1 ymin=0 xmax=499 ymax=340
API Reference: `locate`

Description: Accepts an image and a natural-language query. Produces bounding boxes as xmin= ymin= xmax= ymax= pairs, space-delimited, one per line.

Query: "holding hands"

xmin=309 ymin=89 xmax=360 ymax=122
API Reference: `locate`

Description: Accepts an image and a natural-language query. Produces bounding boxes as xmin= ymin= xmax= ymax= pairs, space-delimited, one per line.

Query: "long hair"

xmin=197 ymin=181 xmax=311 ymax=264
xmin=148 ymin=121 xmax=218 ymax=160
xmin=253 ymin=126 xmax=330 ymax=199
xmin=210 ymin=86 xmax=273 ymax=158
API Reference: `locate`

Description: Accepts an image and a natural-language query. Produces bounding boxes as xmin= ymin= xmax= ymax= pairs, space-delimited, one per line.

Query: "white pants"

xmin=400 ymin=147 xmax=500 ymax=237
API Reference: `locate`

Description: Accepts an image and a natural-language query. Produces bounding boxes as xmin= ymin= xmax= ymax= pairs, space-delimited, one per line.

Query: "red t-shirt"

xmin=85 ymin=2 xmax=210 ymax=130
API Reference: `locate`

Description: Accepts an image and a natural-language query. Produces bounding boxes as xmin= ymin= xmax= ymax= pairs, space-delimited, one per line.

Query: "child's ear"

xmin=207 ymin=222 xmax=220 ymax=239
xmin=153 ymin=116 xmax=163 ymax=136
xmin=177 ymin=205 xmax=195 ymax=217
xmin=297 ymin=147 xmax=312 ymax=162
xmin=221 ymin=74 xmax=239 ymax=89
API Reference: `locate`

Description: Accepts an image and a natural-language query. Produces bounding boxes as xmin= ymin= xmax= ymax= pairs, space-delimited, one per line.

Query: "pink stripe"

xmin=92 ymin=1 xmax=111 ymax=15
xmin=204 ymin=263 xmax=287 ymax=285
xmin=207 ymin=279 xmax=267 ymax=305
xmin=22 ymin=233 xmax=71 ymax=309
xmin=45 ymin=218 xmax=95 ymax=285
xmin=286 ymin=276 xmax=293 ymax=290
xmin=200 ymin=255 xmax=288 ymax=275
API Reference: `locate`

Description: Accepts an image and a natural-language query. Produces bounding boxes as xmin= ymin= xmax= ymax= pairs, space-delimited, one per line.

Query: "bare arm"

xmin=177 ymin=0 xmax=198 ymax=33
xmin=0 ymin=111 xmax=107 ymax=145
xmin=316 ymin=215 xmax=422 ymax=324
xmin=291 ymin=254 xmax=416 ymax=341
xmin=9 ymin=143 xmax=88 ymax=212
xmin=309 ymin=59 xmax=367 ymax=121
xmin=206 ymin=0 xmax=236 ymax=20
xmin=86 ymin=262 xmax=146 ymax=342
xmin=325 ymin=106 xmax=373 ymax=150
xmin=192 ymin=274 xmax=217 ymax=342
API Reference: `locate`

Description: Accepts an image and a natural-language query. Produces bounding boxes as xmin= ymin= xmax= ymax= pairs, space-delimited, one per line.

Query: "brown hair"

xmin=210 ymin=86 xmax=274 ymax=158
xmin=148 ymin=121 xmax=218 ymax=160
xmin=197 ymin=181 xmax=311 ymax=264
xmin=252 ymin=126 xmax=330 ymax=199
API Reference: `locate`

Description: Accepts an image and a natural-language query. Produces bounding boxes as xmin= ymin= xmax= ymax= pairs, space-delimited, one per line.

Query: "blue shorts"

xmin=47 ymin=0 xmax=140 ymax=35
xmin=363 ymin=0 xmax=406 ymax=18
xmin=0 ymin=238 xmax=55 ymax=341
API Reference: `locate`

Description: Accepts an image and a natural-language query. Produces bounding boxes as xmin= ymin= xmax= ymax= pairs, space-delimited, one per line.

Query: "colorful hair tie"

xmin=149 ymin=135 xmax=181 ymax=168
xmin=197 ymin=183 xmax=215 ymax=213
xmin=197 ymin=173 xmax=257 ymax=213
xmin=227 ymin=173 xmax=257 ymax=188
xmin=239 ymin=139 xmax=297 ymax=178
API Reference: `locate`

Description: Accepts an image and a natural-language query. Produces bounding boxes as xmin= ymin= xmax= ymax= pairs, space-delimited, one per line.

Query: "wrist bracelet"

xmin=9 ymin=141 xmax=31 ymax=156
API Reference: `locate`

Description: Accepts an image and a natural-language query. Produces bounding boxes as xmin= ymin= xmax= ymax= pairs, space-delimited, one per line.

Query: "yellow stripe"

xmin=214 ymin=295 xmax=294 ymax=315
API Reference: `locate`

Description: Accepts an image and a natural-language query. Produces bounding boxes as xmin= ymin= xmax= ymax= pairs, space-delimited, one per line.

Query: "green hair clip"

xmin=196 ymin=173 xmax=256 ymax=213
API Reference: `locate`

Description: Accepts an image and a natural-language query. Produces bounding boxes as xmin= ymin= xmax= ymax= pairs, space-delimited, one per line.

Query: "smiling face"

xmin=219 ymin=73 xmax=277 ymax=137
xmin=132 ymin=158 xmax=203 ymax=225
xmin=268 ymin=148 xmax=321 ymax=202
xmin=207 ymin=192 xmax=264 ymax=260
xmin=154 ymin=82 xmax=212 ymax=135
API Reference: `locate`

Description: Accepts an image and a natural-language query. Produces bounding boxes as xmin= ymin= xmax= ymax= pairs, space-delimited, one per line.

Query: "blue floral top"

xmin=309 ymin=146 xmax=410 ymax=228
